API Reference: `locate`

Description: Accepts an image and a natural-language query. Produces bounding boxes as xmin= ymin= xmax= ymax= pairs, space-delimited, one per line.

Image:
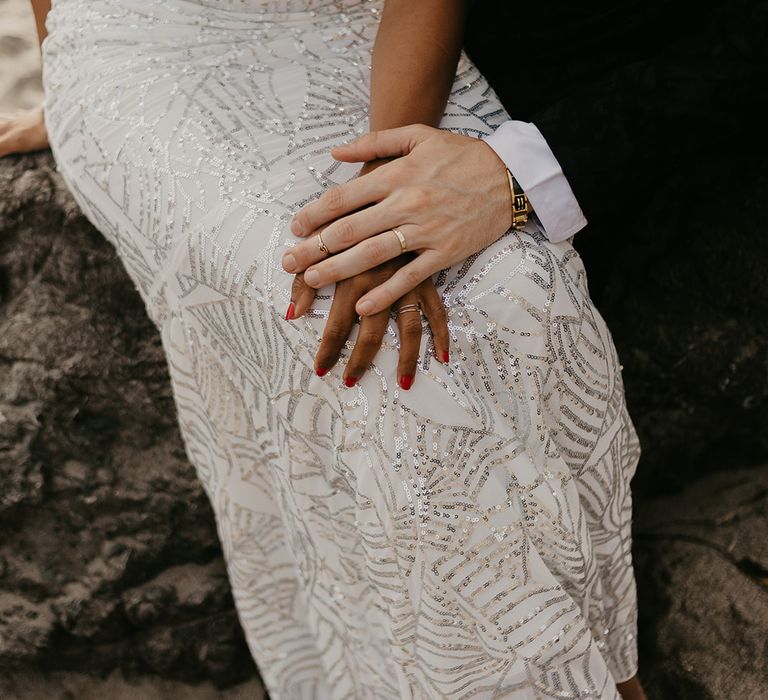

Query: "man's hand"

xmin=281 ymin=124 xmax=513 ymax=317
xmin=284 ymin=155 xmax=394 ymax=320
xmin=284 ymin=156 xmax=449 ymax=390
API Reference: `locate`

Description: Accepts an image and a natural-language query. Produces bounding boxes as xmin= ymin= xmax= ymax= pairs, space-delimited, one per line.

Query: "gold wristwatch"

xmin=506 ymin=169 xmax=529 ymax=230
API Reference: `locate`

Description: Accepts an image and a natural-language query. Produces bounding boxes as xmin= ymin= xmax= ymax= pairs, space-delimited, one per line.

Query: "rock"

xmin=0 ymin=592 xmax=55 ymax=659
xmin=0 ymin=669 xmax=264 ymax=700
xmin=587 ymin=158 xmax=768 ymax=498
xmin=0 ymin=153 xmax=259 ymax=690
xmin=634 ymin=464 xmax=768 ymax=699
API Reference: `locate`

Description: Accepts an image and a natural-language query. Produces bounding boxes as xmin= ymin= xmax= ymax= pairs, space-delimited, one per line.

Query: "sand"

xmin=0 ymin=0 xmax=43 ymax=113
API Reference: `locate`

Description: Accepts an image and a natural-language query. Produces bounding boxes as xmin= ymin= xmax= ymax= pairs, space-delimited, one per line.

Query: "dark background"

xmin=1 ymin=1 xmax=767 ymax=698
xmin=466 ymin=0 xmax=768 ymax=495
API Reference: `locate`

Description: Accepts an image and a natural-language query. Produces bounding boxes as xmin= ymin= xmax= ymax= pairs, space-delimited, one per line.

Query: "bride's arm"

xmin=369 ymin=0 xmax=467 ymax=130
xmin=283 ymin=0 xmax=517 ymax=318
xmin=286 ymin=2 xmax=465 ymax=385
xmin=30 ymin=0 xmax=52 ymax=48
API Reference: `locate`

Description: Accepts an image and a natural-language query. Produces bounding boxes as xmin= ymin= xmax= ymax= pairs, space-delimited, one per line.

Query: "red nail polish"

xmin=344 ymin=376 xmax=358 ymax=387
xmin=316 ymin=367 xmax=328 ymax=377
xmin=399 ymin=375 xmax=412 ymax=390
xmin=285 ymin=301 xmax=295 ymax=320
xmin=442 ymin=350 xmax=449 ymax=363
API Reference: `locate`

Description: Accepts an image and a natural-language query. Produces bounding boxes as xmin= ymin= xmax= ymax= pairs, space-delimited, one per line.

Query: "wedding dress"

xmin=41 ymin=1 xmax=641 ymax=697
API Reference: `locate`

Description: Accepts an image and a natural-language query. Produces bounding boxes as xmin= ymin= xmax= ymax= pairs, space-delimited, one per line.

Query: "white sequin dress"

xmin=41 ymin=1 xmax=641 ymax=697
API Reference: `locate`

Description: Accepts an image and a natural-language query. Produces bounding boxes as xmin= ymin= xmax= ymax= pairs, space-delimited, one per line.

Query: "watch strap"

xmin=506 ymin=169 xmax=529 ymax=229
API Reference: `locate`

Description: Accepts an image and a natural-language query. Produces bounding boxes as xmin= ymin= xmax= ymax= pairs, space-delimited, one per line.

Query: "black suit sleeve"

xmin=465 ymin=0 xmax=768 ymax=229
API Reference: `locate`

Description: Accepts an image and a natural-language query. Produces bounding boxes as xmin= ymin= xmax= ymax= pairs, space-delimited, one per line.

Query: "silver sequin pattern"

xmin=41 ymin=1 xmax=641 ymax=697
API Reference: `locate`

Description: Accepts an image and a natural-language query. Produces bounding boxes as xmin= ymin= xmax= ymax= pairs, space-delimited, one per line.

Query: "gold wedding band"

xmin=391 ymin=227 xmax=407 ymax=254
xmin=396 ymin=302 xmax=421 ymax=317
xmin=317 ymin=231 xmax=330 ymax=255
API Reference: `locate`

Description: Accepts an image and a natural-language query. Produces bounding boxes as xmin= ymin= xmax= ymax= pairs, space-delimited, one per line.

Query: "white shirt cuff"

xmin=482 ymin=120 xmax=587 ymax=243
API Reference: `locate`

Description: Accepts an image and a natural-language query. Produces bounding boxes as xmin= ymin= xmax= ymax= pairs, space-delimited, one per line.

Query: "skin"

xmin=286 ymin=0 xmax=470 ymax=388
xmin=283 ymin=125 xmax=516 ymax=316
xmin=617 ymin=676 xmax=649 ymax=700
xmin=280 ymin=1 xmax=517 ymax=326
xmin=0 ymin=106 xmax=47 ymax=158
xmin=286 ymin=160 xmax=450 ymax=389
xmin=30 ymin=0 xmax=51 ymax=45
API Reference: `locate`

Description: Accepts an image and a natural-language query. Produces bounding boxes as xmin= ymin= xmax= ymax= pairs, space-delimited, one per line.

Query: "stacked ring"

xmin=317 ymin=231 xmax=330 ymax=255
xmin=395 ymin=302 xmax=421 ymax=317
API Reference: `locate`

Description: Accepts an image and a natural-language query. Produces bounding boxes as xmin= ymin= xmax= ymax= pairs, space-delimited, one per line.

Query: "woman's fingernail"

xmin=442 ymin=350 xmax=449 ymax=363
xmin=316 ymin=366 xmax=328 ymax=377
xmin=285 ymin=302 xmax=295 ymax=320
xmin=290 ymin=219 xmax=303 ymax=236
xmin=305 ymin=269 xmax=320 ymax=286
xmin=344 ymin=376 xmax=358 ymax=388
xmin=399 ymin=375 xmax=412 ymax=390
xmin=283 ymin=254 xmax=296 ymax=272
xmin=357 ymin=300 xmax=373 ymax=315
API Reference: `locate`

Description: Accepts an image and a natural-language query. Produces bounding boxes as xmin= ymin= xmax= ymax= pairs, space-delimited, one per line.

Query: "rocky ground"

xmin=633 ymin=466 xmax=768 ymax=699
xmin=0 ymin=154 xmax=263 ymax=696
xmin=0 ymin=671 xmax=264 ymax=700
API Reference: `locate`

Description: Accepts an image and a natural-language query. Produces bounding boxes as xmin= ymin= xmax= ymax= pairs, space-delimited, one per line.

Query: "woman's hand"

xmin=0 ymin=105 xmax=49 ymax=158
xmin=280 ymin=124 xmax=513 ymax=317
xmin=283 ymin=157 xmax=450 ymax=390
xmin=287 ymin=253 xmax=449 ymax=390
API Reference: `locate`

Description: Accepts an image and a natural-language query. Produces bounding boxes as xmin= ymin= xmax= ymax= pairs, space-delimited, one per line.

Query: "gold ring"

xmin=391 ymin=227 xmax=407 ymax=254
xmin=317 ymin=231 xmax=330 ymax=255
xmin=395 ymin=302 xmax=421 ymax=317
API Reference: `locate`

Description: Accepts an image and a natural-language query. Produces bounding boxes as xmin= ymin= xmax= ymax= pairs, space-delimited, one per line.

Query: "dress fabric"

xmin=41 ymin=1 xmax=641 ymax=697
